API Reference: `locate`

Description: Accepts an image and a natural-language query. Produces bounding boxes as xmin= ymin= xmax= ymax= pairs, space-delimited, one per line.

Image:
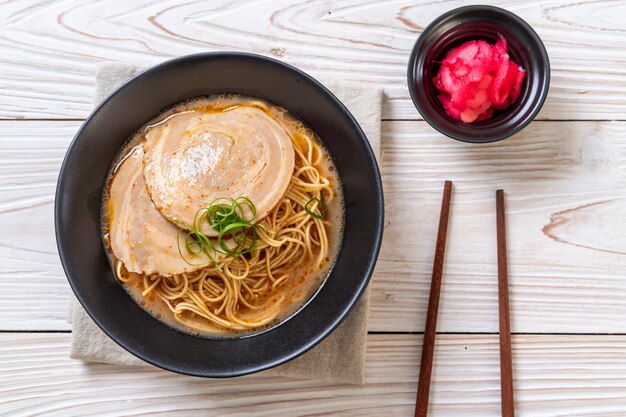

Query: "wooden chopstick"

xmin=414 ymin=180 xmax=453 ymax=417
xmin=496 ymin=189 xmax=515 ymax=417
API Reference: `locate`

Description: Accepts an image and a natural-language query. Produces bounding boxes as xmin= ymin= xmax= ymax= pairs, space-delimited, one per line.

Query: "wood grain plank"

xmin=0 ymin=0 xmax=625 ymax=120
xmin=374 ymin=119 xmax=626 ymax=332
xmin=0 ymin=122 xmax=74 ymax=330
xmin=1 ymin=120 xmax=625 ymax=332
xmin=1 ymin=333 xmax=626 ymax=416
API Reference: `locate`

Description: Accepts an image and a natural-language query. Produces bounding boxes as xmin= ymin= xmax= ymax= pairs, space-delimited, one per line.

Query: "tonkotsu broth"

xmin=101 ymin=95 xmax=344 ymax=337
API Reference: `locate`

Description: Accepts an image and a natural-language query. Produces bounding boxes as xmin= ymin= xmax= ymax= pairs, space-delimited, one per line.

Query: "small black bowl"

xmin=55 ymin=53 xmax=383 ymax=377
xmin=407 ymin=5 xmax=550 ymax=143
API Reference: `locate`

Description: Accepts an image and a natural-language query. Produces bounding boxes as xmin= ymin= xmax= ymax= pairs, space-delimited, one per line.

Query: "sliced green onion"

xmin=178 ymin=196 xmax=259 ymax=264
xmin=304 ymin=197 xmax=326 ymax=219
xmin=176 ymin=228 xmax=218 ymax=268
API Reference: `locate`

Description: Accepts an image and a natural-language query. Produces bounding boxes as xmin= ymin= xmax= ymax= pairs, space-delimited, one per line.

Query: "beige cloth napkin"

xmin=68 ymin=62 xmax=382 ymax=384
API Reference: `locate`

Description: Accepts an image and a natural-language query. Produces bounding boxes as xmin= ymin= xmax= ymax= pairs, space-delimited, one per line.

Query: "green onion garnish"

xmin=177 ymin=197 xmax=259 ymax=265
xmin=176 ymin=228 xmax=219 ymax=267
xmin=304 ymin=197 xmax=326 ymax=219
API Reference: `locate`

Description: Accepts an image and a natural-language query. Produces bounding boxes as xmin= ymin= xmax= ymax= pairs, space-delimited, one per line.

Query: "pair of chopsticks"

xmin=414 ymin=181 xmax=514 ymax=417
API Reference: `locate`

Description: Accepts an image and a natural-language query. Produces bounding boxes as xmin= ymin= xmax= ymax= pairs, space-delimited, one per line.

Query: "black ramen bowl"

xmin=407 ymin=5 xmax=550 ymax=143
xmin=55 ymin=53 xmax=383 ymax=377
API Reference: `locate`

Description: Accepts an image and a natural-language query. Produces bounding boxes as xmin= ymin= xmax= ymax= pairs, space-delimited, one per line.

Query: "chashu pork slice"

xmin=108 ymin=146 xmax=219 ymax=276
xmin=142 ymin=106 xmax=295 ymax=236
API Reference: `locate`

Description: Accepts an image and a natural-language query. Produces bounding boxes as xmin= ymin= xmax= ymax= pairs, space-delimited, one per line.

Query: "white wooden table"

xmin=1 ymin=1 xmax=626 ymax=415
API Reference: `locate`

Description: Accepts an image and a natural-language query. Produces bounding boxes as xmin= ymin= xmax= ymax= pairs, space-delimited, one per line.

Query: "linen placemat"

xmin=68 ymin=62 xmax=383 ymax=384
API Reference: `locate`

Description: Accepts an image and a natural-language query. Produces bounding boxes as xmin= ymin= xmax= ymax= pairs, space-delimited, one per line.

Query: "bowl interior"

xmin=408 ymin=6 xmax=550 ymax=143
xmin=55 ymin=53 xmax=383 ymax=377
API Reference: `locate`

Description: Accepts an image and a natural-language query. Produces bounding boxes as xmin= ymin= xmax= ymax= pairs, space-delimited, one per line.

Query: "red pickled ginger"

xmin=433 ymin=35 xmax=525 ymax=123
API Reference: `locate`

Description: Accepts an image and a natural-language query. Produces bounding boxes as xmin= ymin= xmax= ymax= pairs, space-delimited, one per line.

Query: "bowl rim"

xmin=55 ymin=51 xmax=384 ymax=377
xmin=406 ymin=5 xmax=551 ymax=143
